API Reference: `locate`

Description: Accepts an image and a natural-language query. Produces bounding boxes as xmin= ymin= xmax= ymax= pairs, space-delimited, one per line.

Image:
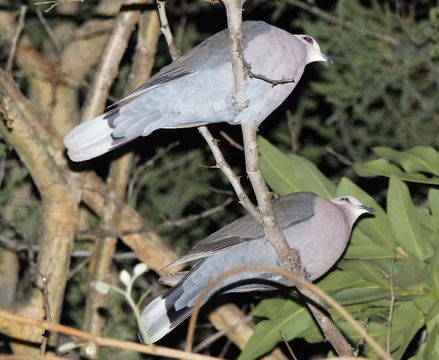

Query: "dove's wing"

xmin=163 ymin=192 xmax=316 ymax=269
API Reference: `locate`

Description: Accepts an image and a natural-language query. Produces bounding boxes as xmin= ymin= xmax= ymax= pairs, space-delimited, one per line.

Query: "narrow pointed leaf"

xmin=354 ymin=159 xmax=439 ymax=185
xmin=374 ymin=146 xmax=439 ymax=176
xmin=387 ymin=176 xmax=431 ymax=260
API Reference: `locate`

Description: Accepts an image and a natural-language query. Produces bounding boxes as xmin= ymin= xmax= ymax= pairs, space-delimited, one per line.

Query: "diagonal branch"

xmin=220 ymin=1 xmax=355 ymax=357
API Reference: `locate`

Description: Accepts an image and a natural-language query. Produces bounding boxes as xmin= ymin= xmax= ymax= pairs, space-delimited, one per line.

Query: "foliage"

xmin=239 ymin=137 xmax=439 ymax=359
xmin=0 ymin=0 xmax=438 ymax=359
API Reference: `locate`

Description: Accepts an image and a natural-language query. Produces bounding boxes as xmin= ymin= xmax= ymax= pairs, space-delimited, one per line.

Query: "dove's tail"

xmin=140 ymin=282 xmax=197 ymax=343
xmin=63 ymin=113 xmax=139 ymax=162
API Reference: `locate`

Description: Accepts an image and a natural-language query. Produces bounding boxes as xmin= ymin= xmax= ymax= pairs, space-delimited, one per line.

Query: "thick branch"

xmin=0 ymin=70 xmax=78 ymax=348
xmin=81 ymin=0 xmax=142 ymax=121
xmin=221 ymin=2 xmax=354 ymax=357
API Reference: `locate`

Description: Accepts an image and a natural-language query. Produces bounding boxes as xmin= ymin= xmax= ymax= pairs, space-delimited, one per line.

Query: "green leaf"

xmin=416 ymin=207 xmax=437 ymax=232
xmin=333 ymin=287 xmax=390 ymax=305
xmin=374 ymin=146 xmax=439 ymax=176
xmin=393 ymin=256 xmax=428 ymax=293
xmin=420 ymin=324 xmax=439 ymax=360
xmin=354 ymin=159 xmax=439 ymax=185
xmin=428 ymin=188 xmax=439 ymax=220
xmin=340 ymin=260 xmax=389 ymax=287
xmin=337 ymin=177 xmax=395 ymax=249
xmin=430 ymin=252 xmax=439 ymax=294
xmin=390 ymin=301 xmax=425 ymax=359
xmin=258 ymin=137 xmax=335 ymax=197
xmin=387 ymin=177 xmax=432 ymax=260
xmin=317 ymin=270 xmax=365 ymax=292
xmin=344 ymin=241 xmax=396 ymax=260
xmin=240 ymin=299 xmax=311 ymax=360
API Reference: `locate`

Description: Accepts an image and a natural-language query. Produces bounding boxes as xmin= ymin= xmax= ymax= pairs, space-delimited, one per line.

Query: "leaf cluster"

xmin=239 ymin=138 xmax=439 ymax=359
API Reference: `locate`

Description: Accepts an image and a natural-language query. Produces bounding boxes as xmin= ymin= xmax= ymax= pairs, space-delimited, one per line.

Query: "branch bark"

xmin=0 ymin=70 xmax=78 ymax=352
xmin=220 ymin=1 xmax=354 ymax=356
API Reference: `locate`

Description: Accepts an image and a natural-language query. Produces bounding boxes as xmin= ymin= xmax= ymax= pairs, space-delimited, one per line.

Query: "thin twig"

xmin=198 ymin=127 xmax=261 ymax=223
xmin=160 ymin=197 xmax=234 ymax=228
xmin=193 ymin=314 xmax=252 ymax=352
xmin=185 ymin=263 xmax=392 ymax=360
xmin=81 ymin=0 xmax=142 ymax=122
xmin=156 ymin=0 xmax=179 ymax=60
xmin=6 ymin=5 xmax=27 ymax=72
xmin=386 ymin=258 xmax=396 ymax=355
xmin=39 ymin=268 xmax=52 ymax=354
xmin=0 ymin=309 xmax=222 ymax=360
xmin=280 ymin=331 xmax=298 ymax=360
xmin=219 ymin=130 xmax=244 ymax=151
xmin=237 ymin=40 xmax=295 ymax=86
xmin=35 ymin=9 xmax=62 ymax=55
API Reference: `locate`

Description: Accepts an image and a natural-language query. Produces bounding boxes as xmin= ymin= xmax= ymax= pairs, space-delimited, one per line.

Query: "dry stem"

xmin=0 ymin=310 xmax=222 ymax=360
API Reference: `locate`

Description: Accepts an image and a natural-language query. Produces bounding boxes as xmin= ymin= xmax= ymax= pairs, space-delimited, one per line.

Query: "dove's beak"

xmin=321 ymin=53 xmax=333 ymax=64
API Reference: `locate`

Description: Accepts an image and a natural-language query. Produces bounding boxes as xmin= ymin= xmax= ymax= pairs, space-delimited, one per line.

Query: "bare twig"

xmin=39 ymin=269 xmax=52 ymax=354
xmin=198 ymin=127 xmax=261 ymax=223
xmin=160 ymin=197 xmax=234 ymax=228
xmin=386 ymin=259 xmax=396 ymax=355
xmin=35 ymin=10 xmax=61 ymax=55
xmin=81 ymin=0 xmax=142 ymax=122
xmin=185 ymin=263 xmax=392 ymax=360
xmin=81 ymin=4 xmax=151 ymax=355
xmin=237 ymin=40 xmax=295 ymax=86
xmin=0 ymin=309 xmax=222 ymax=360
xmin=6 ymin=5 xmax=27 ymax=72
xmin=157 ymin=0 xmax=180 ymax=60
xmin=34 ymin=0 xmax=85 ymax=13
xmin=280 ymin=332 xmax=298 ymax=360
xmin=193 ymin=313 xmax=253 ymax=352
xmin=219 ymin=130 xmax=244 ymax=151
xmin=301 ymin=289 xmax=355 ymax=356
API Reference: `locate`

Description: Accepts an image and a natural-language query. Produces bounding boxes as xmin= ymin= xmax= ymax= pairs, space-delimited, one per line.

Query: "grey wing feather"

xmin=104 ymin=68 xmax=198 ymax=115
xmin=164 ymin=192 xmax=316 ymax=269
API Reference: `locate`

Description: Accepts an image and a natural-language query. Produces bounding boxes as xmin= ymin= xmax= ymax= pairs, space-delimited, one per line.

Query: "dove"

xmin=140 ymin=192 xmax=374 ymax=342
xmin=64 ymin=21 xmax=331 ymax=161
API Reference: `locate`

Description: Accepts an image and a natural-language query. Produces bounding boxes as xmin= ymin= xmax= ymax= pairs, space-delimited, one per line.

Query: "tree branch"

xmin=0 ymin=69 xmax=78 ymax=349
xmin=220 ymin=1 xmax=355 ymax=356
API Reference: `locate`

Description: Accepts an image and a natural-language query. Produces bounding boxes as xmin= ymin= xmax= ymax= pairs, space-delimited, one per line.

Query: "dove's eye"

xmin=303 ymin=36 xmax=314 ymax=44
xmin=340 ymin=197 xmax=350 ymax=202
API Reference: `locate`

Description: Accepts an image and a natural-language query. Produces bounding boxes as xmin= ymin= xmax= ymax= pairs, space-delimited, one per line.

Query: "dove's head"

xmin=295 ymin=35 xmax=333 ymax=64
xmin=330 ymin=195 xmax=375 ymax=226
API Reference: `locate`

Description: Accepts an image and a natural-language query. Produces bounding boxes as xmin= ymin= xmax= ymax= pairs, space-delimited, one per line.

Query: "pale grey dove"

xmin=140 ymin=192 xmax=374 ymax=342
xmin=63 ymin=21 xmax=331 ymax=161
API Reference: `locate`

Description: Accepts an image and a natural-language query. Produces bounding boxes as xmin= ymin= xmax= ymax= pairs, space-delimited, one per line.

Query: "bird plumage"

xmin=140 ymin=192 xmax=374 ymax=343
xmin=64 ymin=21 xmax=330 ymax=161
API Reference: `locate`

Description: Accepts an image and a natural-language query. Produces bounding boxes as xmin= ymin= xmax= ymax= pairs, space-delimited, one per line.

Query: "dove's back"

xmin=64 ymin=21 xmax=310 ymax=161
